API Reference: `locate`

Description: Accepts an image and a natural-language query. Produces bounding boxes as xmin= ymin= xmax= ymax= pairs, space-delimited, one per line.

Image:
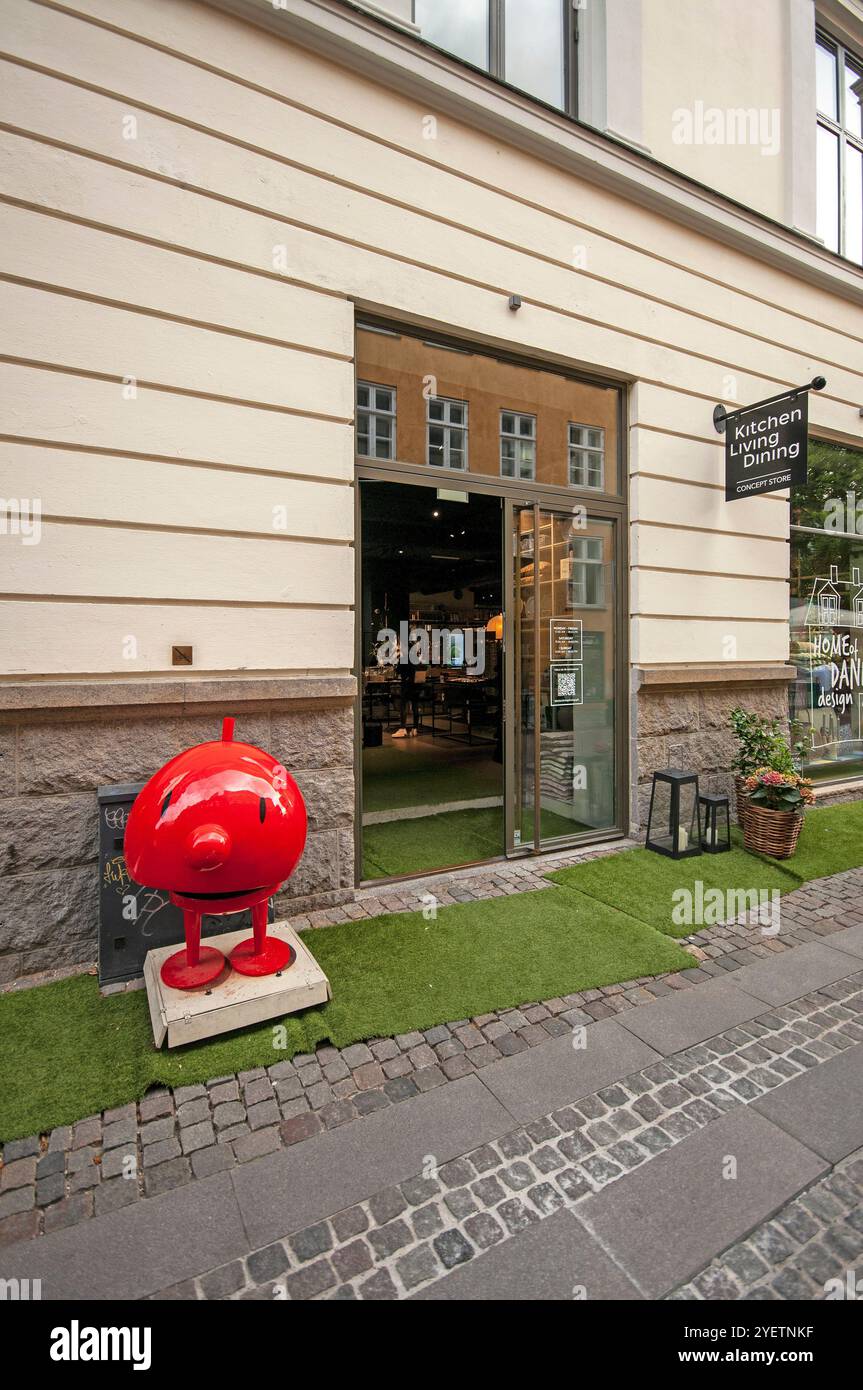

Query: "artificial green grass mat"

xmin=362 ymin=806 xmax=503 ymax=878
xmin=750 ymin=799 xmax=863 ymax=883
xmin=362 ymin=742 xmax=502 ymax=812
xmin=548 ymin=802 xmax=863 ymax=936
xmin=361 ymin=805 xmax=587 ymax=879
xmin=0 ymin=887 xmax=692 ymax=1140
xmin=548 ymin=833 xmax=800 ymax=937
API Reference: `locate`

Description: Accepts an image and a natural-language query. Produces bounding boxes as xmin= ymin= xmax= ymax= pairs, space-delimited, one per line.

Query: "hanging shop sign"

xmin=714 ymin=376 xmax=826 ymax=502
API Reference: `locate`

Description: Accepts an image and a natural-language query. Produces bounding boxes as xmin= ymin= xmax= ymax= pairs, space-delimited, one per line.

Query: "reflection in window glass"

xmin=427 ymin=397 xmax=468 ymax=470
xmin=569 ymin=423 xmax=605 ymax=489
xmin=357 ymin=381 xmax=396 ymax=460
xmin=569 ymin=537 xmax=605 ymax=608
xmin=504 ymin=0 xmax=565 ymax=109
xmin=844 ymin=60 xmax=863 ymax=138
xmin=847 ymin=145 xmax=863 ymax=265
xmin=817 ymin=124 xmax=840 ymax=252
xmin=790 ymin=439 xmax=863 ymax=785
xmin=500 ymin=411 xmax=536 ymax=480
xmin=355 ymin=326 xmax=619 ymax=493
xmin=415 ymin=0 xmax=489 ymax=71
xmin=816 ymin=38 xmax=838 ymax=119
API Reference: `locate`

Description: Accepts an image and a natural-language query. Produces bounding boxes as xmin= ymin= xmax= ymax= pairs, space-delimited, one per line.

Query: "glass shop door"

xmin=506 ymin=501 xmax=618 ymax=853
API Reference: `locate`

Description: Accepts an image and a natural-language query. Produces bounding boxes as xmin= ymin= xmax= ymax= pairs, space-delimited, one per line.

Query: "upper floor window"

xmin=414 ymin=0 xmax=573 ymax=113
xmin=816 ymin=31 xmax=863 ymax=264
xmin=569 ymin=423 xmax=605 ymax=490
xmin=500 ymin=410 xmax=536 ymax=479
xmin=357 ymin=381 xmax=396 ymax=459
xmin=428 ymin=397 xmax=468 ymax=470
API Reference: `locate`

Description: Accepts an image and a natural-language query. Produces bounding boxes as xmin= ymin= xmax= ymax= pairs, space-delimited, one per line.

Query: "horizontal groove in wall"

xmin=632 ymin=518 xmax=787 ymax=542
xmin=0 ymin=274 xmax=353 ymax=361
xmin=4 ymin=196 xmax=854 ymax=441
xmin=633 ymin=613 xmax=788 ymax=624
xmin=27 ymin=515 xmax=353 ymax=546
xmin=22 ymin=3 xmax=863 ymax=351
xmin=0 ymin=53 xmax=857 ymax=377
xmin=0 ymin=193 xmax=350 ymax=301
xmin=0 ymin=668 xmax=353 ymax=686
xmin=633 ymin=564 xmax=789 ymax=582
xmin=631 ymin=469 xmax=789 ymax=501
xmin=0 ymin=435 xmax=355 ymax=486
xmin=0 ymin=354 xmax=354 ymax=424
xmin=0 ymin=593 xmax=354 ymax=610
xmin=1 ymin=122 xmax=859 ymax=411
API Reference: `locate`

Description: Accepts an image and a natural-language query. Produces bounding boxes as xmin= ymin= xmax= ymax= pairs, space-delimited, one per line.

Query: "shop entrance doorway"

xmin=358 ymin=479 xmax=620 ymax=881
xmin=359 ymin=479 xmax=504 ymax=880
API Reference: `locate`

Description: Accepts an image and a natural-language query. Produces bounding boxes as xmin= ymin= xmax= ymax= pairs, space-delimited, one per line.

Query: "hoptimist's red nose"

xmin=185 ymin=823 xmax=232 ymax=871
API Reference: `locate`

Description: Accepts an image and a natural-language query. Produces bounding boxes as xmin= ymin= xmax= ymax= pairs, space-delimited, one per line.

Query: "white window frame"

xmin=356 ymin=381 xmax=397 ymax=460
xmin=414 ymin=0 xmax=576 ymax=116
xmin=427 ymin=396 xmax=469 ymax=471
xmin=568 ymin=422 xmax=605 ymax=490
xmin=816 ymin=28 xmax=863 ymax=264
xmin=568 ymin=535 xmax=605 ymax=609
xmin=499 ymin=410 xmax=537 ymax=480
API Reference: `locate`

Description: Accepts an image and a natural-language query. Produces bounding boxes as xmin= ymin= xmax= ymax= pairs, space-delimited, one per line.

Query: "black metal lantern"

xmin=699 ymin=792 xmax=731 ymax=854
xmin=646 ymin=768 xmax=701 ymax=859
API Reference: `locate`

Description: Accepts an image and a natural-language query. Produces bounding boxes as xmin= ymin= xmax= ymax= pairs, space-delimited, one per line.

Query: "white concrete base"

xmin=143 ymin=920 xmax=331 ymax=1049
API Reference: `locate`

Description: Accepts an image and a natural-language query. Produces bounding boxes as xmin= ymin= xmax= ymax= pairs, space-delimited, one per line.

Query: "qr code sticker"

xmin=558 ymin=672 xmax=578 ymax=699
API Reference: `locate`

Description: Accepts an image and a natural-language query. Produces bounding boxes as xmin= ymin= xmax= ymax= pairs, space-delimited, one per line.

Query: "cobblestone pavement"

xmin=141 ymin=968 xmax=861 ymax=1300
xmin=669 ymin=1148 xmax=863 ymax=1301
xmin=1 ymin=857 xmax=862 ymax=1257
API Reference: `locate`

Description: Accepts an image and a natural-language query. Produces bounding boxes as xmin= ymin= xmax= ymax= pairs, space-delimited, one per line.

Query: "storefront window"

xmin=355 ymin=325 xmax=620 ymax=496
xmin=790 ymin=439 xmax=863 ymax=783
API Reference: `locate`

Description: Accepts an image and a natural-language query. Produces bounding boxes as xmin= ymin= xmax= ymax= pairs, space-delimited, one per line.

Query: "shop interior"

xmin=360 ymin=481 xmax=504 ymax=879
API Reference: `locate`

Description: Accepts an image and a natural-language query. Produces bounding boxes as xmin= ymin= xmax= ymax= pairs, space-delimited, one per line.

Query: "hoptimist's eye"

xmin=259 ymin=796 xmax=267 ymax=823
xmin=160 ymin=790 xmax=172 ymax=820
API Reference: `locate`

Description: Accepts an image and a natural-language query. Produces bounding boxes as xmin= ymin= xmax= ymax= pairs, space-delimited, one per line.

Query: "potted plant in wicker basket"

xmin=741 ymin=768 xmax=814 ymax=858
xmin=729 ymin=708 xmax=796 ymax=831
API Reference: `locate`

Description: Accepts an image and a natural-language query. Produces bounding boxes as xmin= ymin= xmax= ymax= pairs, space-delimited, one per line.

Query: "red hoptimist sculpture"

xmin=125 ymin=718 xmax=307 ymax=990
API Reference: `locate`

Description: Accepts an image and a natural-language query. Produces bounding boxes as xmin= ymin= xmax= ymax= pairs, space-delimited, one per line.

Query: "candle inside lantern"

xmin=676 ymin=826 xmax=689 ymax=853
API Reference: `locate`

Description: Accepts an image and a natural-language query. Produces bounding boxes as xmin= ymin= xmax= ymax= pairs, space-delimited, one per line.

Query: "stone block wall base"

xmin=632 ymin=668 xmax=794 ymax=838
xmin=0 ymin=677 xmax=357 ymax=984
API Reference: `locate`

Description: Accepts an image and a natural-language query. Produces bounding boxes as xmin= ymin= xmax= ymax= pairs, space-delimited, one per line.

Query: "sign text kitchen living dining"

xmin=724 ymin=391 xmax=808 ymax=500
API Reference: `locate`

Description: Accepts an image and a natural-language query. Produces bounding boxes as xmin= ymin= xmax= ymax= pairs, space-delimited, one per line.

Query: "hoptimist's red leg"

xmin=160 ymin=908 xmax=226 ymax=990
xmin=229 ymin=897 xmax=295 ymax=977
xmin=185 ymin=909 xmax=202 ymax=967
xmin=252 ymin=899 xmax=267 ymax=956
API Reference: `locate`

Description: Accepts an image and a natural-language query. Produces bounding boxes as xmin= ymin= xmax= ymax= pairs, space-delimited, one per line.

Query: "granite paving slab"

xmin=578 ymin=1108 xmax=828 ymax=1298
xmin=615 ymin=979 xmax=766 ymax=1055
xmin=413 ymin=1206 xmax=642 ymax=1301
xmin=478 ymin=1019 xmax=661 ymax=1122
xmin=0 ymin=1172 xmax=245 ymax=1301
xmin=753 ymin=1047 xmax=863 ymax=1164
xmin=230 ymin=1074 xmax=513 ymax=1250
xmin=728 ymin=942 xmax=861 ymax=1007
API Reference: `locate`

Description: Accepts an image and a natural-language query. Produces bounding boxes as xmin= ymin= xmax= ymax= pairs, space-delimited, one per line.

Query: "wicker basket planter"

xmin=734 ymin=776 xmax=751 ymax=832
xmin=742 ymin=801 xmax=804 ymax=859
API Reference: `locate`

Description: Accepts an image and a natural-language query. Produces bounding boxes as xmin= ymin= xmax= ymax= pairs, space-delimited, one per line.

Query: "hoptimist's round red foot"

xmin=160 ymin=946 xmax=227 ymax=990
xmin=229 ymin=936 xmax=296 ymax=977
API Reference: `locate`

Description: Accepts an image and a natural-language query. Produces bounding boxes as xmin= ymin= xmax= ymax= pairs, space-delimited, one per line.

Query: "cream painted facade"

xmin=0 ymin=0 xmax=862 ymax=980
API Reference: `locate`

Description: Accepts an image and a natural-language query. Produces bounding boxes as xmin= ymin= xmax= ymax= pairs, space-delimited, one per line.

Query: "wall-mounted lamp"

xmin=508 ymin=294 xmax=522 ymax=312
